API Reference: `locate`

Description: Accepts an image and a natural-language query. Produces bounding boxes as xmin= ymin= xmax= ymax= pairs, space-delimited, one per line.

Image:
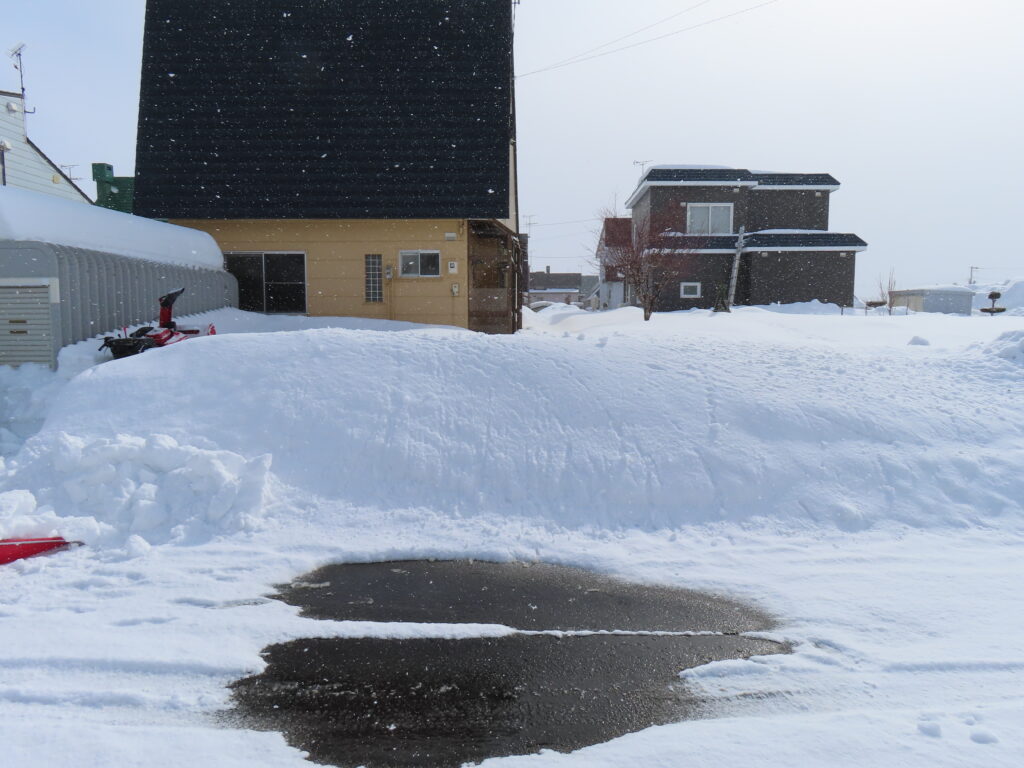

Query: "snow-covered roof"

xmin=0 ymin=185 xmax=225 ymax=270
xmin=753 ymin=229 xmax=830 ymax=235
xmin=625 ymin=167 xmax=840 ymax=208
xmin=659 ymin=231 xmax=867 ymax=252
xmin=890 ymin=285 xmax=976 ymax=295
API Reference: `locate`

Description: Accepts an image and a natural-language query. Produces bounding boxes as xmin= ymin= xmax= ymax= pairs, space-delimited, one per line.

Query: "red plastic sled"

xmin=0 ymin=537 xmax=82 ymax=565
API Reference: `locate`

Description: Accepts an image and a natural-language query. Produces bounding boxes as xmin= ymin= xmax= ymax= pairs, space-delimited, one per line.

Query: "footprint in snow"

xmin=917 ymin=721 xmax=942 ymax=738
xmin=970 ymin=729 xmax=999 ymax=745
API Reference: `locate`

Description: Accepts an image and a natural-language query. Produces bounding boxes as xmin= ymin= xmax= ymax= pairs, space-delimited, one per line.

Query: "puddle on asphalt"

xmin=226 ymin=561 xmax=786 ymax=768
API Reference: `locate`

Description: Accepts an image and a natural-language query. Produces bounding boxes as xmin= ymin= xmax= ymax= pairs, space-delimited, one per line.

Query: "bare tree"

xmin=877 ymin=268 xmax=897 ymax=315
xmin=598 ymin=215 xmax=675 ymax=321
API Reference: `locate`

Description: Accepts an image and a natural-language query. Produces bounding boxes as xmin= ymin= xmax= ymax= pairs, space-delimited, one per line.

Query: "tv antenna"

xmin=8 ymin=43 xmax=35 ymax=114
xmin=59 ymin=164 xmax=83 ymax=182
xmin=633 ymin=159 xmax=653 ymax=174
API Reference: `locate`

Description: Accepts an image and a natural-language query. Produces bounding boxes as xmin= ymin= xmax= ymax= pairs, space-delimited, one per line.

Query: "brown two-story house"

xmin=617 ymin=165 xmax=867 ymax=310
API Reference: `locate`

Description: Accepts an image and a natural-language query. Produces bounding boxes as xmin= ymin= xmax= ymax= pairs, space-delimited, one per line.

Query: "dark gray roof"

xmin=646 ymin=168 xmax=753 ymax=183
xmin=641 ymin=168 xmax=839 ymax=187
xmin=529 ymin=272 xmax=583 ymax=291
xmin=745 ymin=232 xmax=866 ymax=249
xmin=134 ymin=0 xmax=513 ymax=220
xmin=751 ymin=173 xmax=840 ymax=186
xmin=661 ymin=232 xmax=867 ymax=250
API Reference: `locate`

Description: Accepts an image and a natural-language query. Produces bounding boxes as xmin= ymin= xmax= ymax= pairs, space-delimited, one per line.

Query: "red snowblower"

xmin=100 ymin=288 xmax=216 ymax=359
xmin=0 ymin=537 xmax=83 ymax=566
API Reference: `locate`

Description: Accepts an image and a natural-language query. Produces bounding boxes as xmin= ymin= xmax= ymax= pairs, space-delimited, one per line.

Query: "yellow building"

xmin=173 ymin=217 xmax=521 ymax=333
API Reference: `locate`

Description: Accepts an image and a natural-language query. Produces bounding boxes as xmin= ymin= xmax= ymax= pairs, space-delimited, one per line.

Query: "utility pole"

xmin=969 ymin=265 xmax=981 ymax=285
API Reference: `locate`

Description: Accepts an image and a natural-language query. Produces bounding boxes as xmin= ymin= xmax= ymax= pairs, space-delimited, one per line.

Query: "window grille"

xmin=365 ymin=254 xmax=383 ymax=302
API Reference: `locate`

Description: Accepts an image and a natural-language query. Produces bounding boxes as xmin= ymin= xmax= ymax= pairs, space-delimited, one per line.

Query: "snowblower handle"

xmin=158 ymin=288 xmax=186 ymax=329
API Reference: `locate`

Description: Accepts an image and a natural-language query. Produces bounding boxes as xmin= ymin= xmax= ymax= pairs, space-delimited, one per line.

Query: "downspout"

xmin=726 ymin=226 xmax=746 ymax=309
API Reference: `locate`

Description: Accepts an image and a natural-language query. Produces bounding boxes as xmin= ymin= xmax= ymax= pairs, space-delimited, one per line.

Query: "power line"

xmin=534 ymin=0 xmax=723 ymax=72
xmin=528 ymin=217 xmax=602 ymax=228
xmin=518 ymin=0 xmax=782 ymax=79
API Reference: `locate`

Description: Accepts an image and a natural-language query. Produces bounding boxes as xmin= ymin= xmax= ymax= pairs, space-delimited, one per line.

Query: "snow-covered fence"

xmin=0 ymin=187 xmax=237 ymax=368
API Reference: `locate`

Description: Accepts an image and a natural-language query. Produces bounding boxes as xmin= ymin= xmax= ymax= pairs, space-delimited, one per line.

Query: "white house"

xmin=0 ymin=90 xmax=90 ymax=204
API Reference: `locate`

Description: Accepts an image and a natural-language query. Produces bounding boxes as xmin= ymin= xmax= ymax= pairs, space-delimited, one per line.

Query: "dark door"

xmin=224 ymin=252 xmax=306 ymax=313
xmin=264 ymin=253 xmax=307 ymax=313
xmin=224 ymin=253 xmax=264 ymax=312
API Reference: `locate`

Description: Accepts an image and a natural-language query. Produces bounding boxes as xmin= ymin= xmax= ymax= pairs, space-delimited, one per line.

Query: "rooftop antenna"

xmin=8 ymin=43 xmax=35 ymax=114
xmin=59 ymin=164 xmax=83 ymax=182
xmin=633 ymin=159 xmax=653 ymax=174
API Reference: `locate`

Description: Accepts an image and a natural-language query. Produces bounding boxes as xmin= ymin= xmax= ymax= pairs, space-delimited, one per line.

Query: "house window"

xmin=400 ymin=250 xmax=441 ymax=277
xmin=365 ymin=254 xmax=383 ymax=302
xmin=686 ymin=204 xmax=733 ymax=235
xmin=224 ymin=252 xmax=307 ymax=313
xmin=680 ymin=282 xmax=702 ymax=299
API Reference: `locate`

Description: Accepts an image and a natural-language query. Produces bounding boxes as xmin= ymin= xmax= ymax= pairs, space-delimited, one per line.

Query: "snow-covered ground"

xmin=1 ymin=303 xmax=1023 ymax=767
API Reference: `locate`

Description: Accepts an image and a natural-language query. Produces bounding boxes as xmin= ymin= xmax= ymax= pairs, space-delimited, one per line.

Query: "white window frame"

xmin=399 ymin=250 xmax=442 ymax=277
xmin=680 ymin=282 xmax=702 ymax=299
xmin=686 ymin=203 xmax=734 ymax=235
xmin=364 ymin=254 xmax=383 ymax=303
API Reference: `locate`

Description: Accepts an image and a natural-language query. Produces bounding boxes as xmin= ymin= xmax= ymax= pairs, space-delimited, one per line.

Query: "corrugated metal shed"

xmin=0 ymin=189 xmax=237 ymax=368
xmin=889 ymin=287 xmax=975 ymax=315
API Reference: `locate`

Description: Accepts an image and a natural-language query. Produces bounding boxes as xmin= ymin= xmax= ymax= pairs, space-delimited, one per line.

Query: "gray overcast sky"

xmin=5 ymin=1 xmax=1023 ymax=296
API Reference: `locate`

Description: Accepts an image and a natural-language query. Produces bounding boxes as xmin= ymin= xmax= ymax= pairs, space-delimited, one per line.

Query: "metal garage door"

xmin=0 ymin=285 xmax=53 ymax=366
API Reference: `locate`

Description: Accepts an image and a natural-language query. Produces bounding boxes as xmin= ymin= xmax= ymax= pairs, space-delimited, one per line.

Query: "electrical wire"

xmin=528 ymin=217 xmax=602 ymax=228
xmin=535 ymin=0 xmax=723 ymax=71
xmin=518 ymin=0 xmax=781 ymax=79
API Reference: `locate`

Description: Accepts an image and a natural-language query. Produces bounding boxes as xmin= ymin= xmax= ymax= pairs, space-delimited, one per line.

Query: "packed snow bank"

xmin=4 ymin=308 xmax=1023 ymax=545
xmin=0 ymin=186 xmax=223 ymax=269
xmin=2 ymin=308 xmax=1024 ymax=768
xmin=987 ymin=330 xmax=1024 ymax=365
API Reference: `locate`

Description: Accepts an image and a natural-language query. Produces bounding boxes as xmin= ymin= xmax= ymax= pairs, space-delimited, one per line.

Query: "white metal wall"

xmin=0 ymin=94 xmax=91 ymax=204
xmin=0 ymin=283 xmax=54 ymax=366
xmin=0 ymin=241 xmax=238 ymax=368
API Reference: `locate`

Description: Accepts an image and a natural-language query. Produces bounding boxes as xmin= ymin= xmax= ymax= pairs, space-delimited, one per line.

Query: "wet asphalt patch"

xmin=227 ymin=561 xmax=786 ymax=768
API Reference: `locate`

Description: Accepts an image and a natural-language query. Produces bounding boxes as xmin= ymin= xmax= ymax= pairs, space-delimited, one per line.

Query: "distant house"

xmin=595 ymin=217 xmax=632 ymax=308
xmin=0 ymin=90 xmax=90 ymax=204
xmin=528 ymin=268 xmax=597 ymax=306
xmin=134 ymin=0 xmax=522 ymax=333
xmin=889 ymin=286 xmax=974 ymax=315
xmin=603 ymin=165 xmax=867 ymax=310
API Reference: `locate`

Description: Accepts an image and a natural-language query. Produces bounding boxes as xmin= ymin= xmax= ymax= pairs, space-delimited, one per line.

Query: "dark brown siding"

xmin=653 ymin=253 xmax=734 ymax=311
xmin=649 ymin=186 xmax=748 ymax=233
xmin=746 ymin=252 xmax=855 ymax=306
xmin=746 ymin=190 xmax=830 ymax=231
xmin=630 ymin=191 xmax=652 ymax=232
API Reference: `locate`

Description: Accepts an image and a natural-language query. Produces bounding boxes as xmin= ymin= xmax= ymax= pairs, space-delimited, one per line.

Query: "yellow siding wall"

xmin=171 ymin=219 xmax=470 ymax=328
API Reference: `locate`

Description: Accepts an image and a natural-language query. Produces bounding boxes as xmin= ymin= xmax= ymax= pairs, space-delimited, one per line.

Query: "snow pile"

xmin=4 ymin=308 xmax=1023 ymax=540
xmin=0 ymin=186 xmax=224 ymax=269
xmin=2 ymin=432 xmax=270 ymax=545
xmin=2 ymin=308 xmax=1024 ymax=768
xmin=987 ymin=329 xmax=1024 ymax=365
